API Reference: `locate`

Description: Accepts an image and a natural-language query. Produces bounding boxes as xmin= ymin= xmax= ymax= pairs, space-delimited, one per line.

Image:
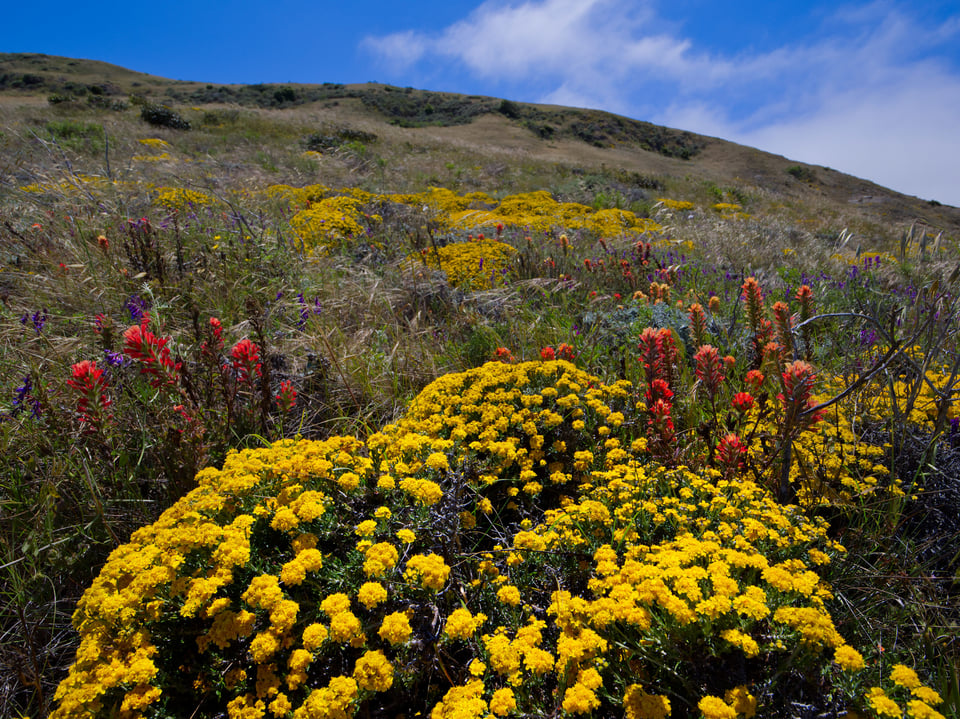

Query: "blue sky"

xmin=3 ymin=0 xmax=959 ymax=206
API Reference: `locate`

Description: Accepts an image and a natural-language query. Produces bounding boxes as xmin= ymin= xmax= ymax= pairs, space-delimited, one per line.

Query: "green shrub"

xmin=786 ymin=165 xmax=817 ymax=183
xmin=140 ymin=103 xmax=191 ymax=130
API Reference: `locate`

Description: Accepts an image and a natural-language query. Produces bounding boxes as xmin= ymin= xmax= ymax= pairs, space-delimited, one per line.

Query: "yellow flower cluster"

xmin=138 ymin=138 xmax=171 ymax=149
xmin=289 ymin=195 xmax=382 ymax=254
xmin=408 ymin=239 xmax=517 ymax=290
xmin=864 ymin=664 xmax=946 ymax=719
xmin=132 ymin=152 xmax=171 ymax=162
xmin=656 ymin=198 xmax=695 ymax=211
xmin=429 ymin=190 xmax=662 ymax=237
xmin=850 ymin=363 xmax=958 ymax=432
xmin=51 ymin=359 xmax=942 ymax=719
xmin=153 ymin=186 xmax=216 ymax=213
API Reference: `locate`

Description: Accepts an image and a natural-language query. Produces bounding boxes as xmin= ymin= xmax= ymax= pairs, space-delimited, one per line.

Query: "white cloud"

xmin=363 ymin=0 xmax=960 ymax=205
xmin=359 ymin=30 xmax=428 ymax=72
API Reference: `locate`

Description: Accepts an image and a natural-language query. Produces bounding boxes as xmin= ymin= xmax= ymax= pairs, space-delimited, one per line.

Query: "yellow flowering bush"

xmin=153 ymin=186 xmax=217 ymax=213
xmin=51 ymin=359 xmax=942 ymax=719
xmin=408 ymin=239 xmax=517 ymax=290
xmin=288 ymin=195 xmax=381 ymax=254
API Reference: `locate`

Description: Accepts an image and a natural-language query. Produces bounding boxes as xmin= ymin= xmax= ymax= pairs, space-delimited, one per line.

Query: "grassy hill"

xmin=1 ymin=52 xmax=959 ymax=719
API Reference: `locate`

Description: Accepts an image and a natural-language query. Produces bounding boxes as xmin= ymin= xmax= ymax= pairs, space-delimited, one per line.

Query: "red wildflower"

xmin=494 ymin=347 xmax=515 ymax=364
xmin=231 ymin=338 xmax=262 ymax=383
xmin=778 ymin=360 xmax=822 ymax=426
xmin=694 ymin=345 xmax=725 ymax=397
xmin=638 ymin=327 xmax=678 ymax=388
xmin=67 ymin=360 xmax=112 ymax=429
xmin=715 ymin=433 xmax=747 ymax=476
xmin=771 ymin=301 xmax=794 ymax=359
xmin=540 ymin=346 xmax=556 ymax=361
xmin=556 ymin=343 xmax=576 ymax=361
xmin=745 ymin=370 xmax=765 ymax=392
xmin=209 ymin=317 xmax=223 ymax=345
xmin=731 ymin=392 xmax=754 ymax=414
xmin=648 ymin=398 xmax=675 ymax=443
xmin=645 ymin=378 xmax=673 ymax=405
xmin=688 ymin=303 xmax=708 ymax=347
xmin=741 ymin=277 xmax=765 ymax=333
xmin=123 ymin=318 xmax=180 ymax=388
xmin=276 ymin=380 xmax=297 ymax=413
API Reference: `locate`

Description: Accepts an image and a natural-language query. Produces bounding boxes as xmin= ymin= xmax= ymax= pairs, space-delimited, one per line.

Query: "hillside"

xmin=2 ymin=51 xmax=958 ymax=240
xmin=1 ymin=52 xmax=959 ymax=719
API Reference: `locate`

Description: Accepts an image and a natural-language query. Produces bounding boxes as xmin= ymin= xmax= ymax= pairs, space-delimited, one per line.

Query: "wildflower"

xmin=358 ymin=582 xmax=388 ymax=609
xmin=21 ymin=308 xmax=48 ymax=335
xmin=648 ymin=399 xmax=674 ymax=442
xmin=716 ymin=433 xmax=747 ymax=475
xmin=731 ymin=392 xmax=754 ymax=414
xmin=497 ymin=585 xmax=522 ymax=606
xmin=795 ymin=284 xmax=814 ymax=318
xmin=125 ymin=295 xmax=148 ymax=324
xmin=563 ymin=682 xmax=600 ymax=714
xmin=10 ymin=374 xmax=41 ymax=419
xmin=208 ymin=316 xmax=224 ymax=349
xmin=694 ymin=345 xmax=725 ymax=397
xmin=404 ymin=553 xmax=450 ymax=590
xmin=541 ymin=346 xmax=556 ymax=361
xmin=494 ymin=346 xmax=515 ymax=363
xmin=445 ymin=608 xmax=486 ymax=640
xmin=97 ymin=234 xmax=109 ymax=250
xmin=741 ymin=276 xmax=767 ymax=338
xmin=353 ymin=650 xmax=393 ymax=692
xmin=689 ymin=303 xmax=708 ymax=347
xmin=708 ymin=295 xmax=721 ymax=313
xmin=425 ymin=452 xmax=449 ymax=471
xmin=489 ymin=688 xmax=517 ymax=716
xmin=378 ymin=611 xmax=412 ymax=645
xmin=67 ymin=361 xmax=112 ymax=429
xmin=363 ymin=542 xmax=399 ymax=577
xmin=745 ymin=370 xmax=765 ymax=392
xmin=623 ymin=685 xmax=670 ymax=719
xmin=867 ymin=687 xmax=902 ymax=718
xmin=698 ymin=695 xmax=737 ymax=719
xmin=557 ymin=342 xmax=576 ymax=361
xmin=231 ymin=338 xmax=262 ymax=383
xmin=833 ymin=645 xmax=864 ymax=671
xmin=890 ymin=664 xmax=921 ymax=690
xmin=123 ymin=318 xmax=181 ymax=388
xmin=771 ymin=301 xmax=795 ymax=359
xmin=725 ymin=686 xmax=757 ymax=719
xmin=645 ymin=378 xmax=673 ymax=405
xmin=779 ymin=360 xmax=821 ymax=426
xmin=276 ymin=380 xmax=297 ymax=413
xmin=302 ymin=623 xmax=328 ymax=651
xmin=638 ymin=327 xmax=677 ymax=388
xmin=355 ymin=520 xmax=378 ymax=537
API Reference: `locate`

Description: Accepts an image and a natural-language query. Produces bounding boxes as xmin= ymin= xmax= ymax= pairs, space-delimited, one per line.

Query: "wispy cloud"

xmin=363 ymin=0 xmax=960 ymax=204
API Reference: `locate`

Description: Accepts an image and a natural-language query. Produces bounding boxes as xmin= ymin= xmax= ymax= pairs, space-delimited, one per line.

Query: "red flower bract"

xmin=231 ymin=338 xmax=262 ymax=383
xmin=122 ymin=318 xmax=181 ymax=388
xmin=67 ymin=360 xmax=112 ymax=429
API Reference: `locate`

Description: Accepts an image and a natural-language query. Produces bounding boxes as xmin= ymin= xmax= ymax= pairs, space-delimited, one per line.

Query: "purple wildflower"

xmin=125 ymin=295 xmax=149 ymax=323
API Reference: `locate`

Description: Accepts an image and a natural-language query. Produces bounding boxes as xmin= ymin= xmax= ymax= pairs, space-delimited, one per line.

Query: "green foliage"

xmin=303 ymin=126 xmax=378 ymax=152
xmin=140 ymin=103 xmax=191 ymax=130
xmin=44 ymin=119 xmax=105 ymax=154
xmin=786 ymin=165 xmax=818 ymax=183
